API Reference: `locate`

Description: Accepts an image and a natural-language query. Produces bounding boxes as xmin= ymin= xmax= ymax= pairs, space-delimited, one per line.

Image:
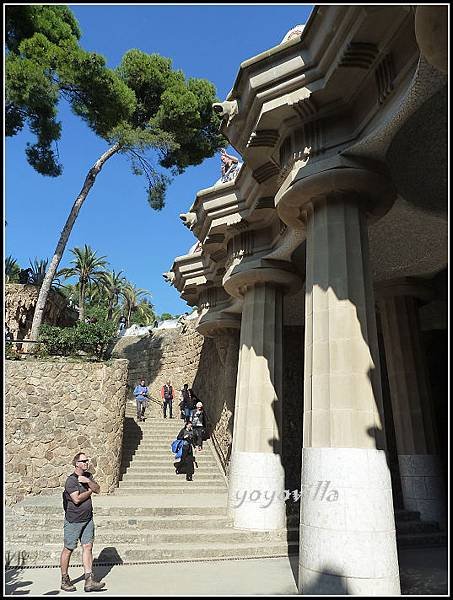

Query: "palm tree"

xmin=28 ymin=258 xmax=49 ymax=286
xmin=121 ymin=283 xmax=152 ymax=326
xmin=5 ymin=255 xmax=21 ymax=283
xmin=58 ymin=245 xmax=108 ymax=322
xmin=132 ymin=299 xmax=156 ymax=326
xmin=100 ymin=270 xmax=127 ymax=321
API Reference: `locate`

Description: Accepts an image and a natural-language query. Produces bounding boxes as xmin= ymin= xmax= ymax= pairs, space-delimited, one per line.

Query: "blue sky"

xmin=5 ymin=4 xmax=314 ymax=316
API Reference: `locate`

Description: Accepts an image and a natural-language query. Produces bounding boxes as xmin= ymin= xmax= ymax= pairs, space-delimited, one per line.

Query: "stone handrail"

xmin=205 ymin=409 xmax=229 ymax=476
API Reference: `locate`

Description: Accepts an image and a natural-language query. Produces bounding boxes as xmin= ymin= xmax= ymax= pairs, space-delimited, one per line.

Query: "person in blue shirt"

xmin=133 ymin=379 xmax=149 ymax=422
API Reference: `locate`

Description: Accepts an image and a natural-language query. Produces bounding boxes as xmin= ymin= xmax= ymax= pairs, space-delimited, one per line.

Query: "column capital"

xmin=196 ymin=309 xmax=241 ymax=338
xmin=375 ymin=277 xmax=435 ymax=304
xmin=223 ymin=259 xmax=302 ymax=300
xmin=275 ymin=156 xmax=396 ymax=230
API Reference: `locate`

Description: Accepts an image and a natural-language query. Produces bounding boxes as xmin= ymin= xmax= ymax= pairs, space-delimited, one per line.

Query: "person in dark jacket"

xmin=191 ymin=402 xmax=207 ymax=451
xmin=175 ymin=421 xmax=196 ymax=481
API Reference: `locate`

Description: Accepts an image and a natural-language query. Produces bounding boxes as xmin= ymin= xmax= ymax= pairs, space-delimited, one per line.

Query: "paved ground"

xmin=4 ymin=547 xmax=448 ymax=596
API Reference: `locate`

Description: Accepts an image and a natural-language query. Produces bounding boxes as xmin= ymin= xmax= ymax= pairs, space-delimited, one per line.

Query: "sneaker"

xmin=186 ymin=475 xmax=192 ymax=481
xmin=84 ymin=574 xmax=105 ymax=592
xmin=61 ymin=574 xmax=76 ymax=592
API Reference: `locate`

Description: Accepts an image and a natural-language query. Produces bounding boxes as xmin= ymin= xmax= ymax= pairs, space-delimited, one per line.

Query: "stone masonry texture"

xmin=5 ymin=358 xmax=128 ymax=505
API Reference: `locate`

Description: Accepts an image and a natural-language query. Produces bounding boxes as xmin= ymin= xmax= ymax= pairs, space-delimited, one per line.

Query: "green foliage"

xmin=6 ymin=7 xmax=226 ymax=206
xmin=38 ymin=323 xmax=78 ymax=356
xmin=38 ymin=320 xmax=117 ymax=359
xmin=6 ymin=6 xmax=81 ymax=54
xmin=84 ymin=304 xmax=109 ymax=323
xmin=129 ymin=300 xmax=156 ymax=326
xmin=5 ymin=343 xmax=21 ymax=360
xmin=5 ymin=255 xmax=22 ymax=283
xmin=160 ymin=312 xmax=173 ymax=321
xmin=75 ymin=321 xmax=117 ymax=358
xmin=28 ymin=257 xmax=48 ymax=285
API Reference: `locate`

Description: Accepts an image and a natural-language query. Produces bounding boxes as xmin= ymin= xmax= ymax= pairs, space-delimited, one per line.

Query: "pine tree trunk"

xmin=28 ymin=143 xmax=121 ymax=346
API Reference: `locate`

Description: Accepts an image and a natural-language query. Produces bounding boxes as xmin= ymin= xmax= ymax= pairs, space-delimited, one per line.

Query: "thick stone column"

xmin=377 ymin=279 xmax=446 ymax=528
xmin=224 ymin=266 xmax=300 ymax=530
xmin=276 ymin=163 xmax=400 ymax=595
xmin=415 ymin=6 xmax=448 ymax=74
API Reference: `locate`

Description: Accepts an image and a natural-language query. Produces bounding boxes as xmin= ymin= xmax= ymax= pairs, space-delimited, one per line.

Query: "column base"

xmin=299 ymin=448 xmax=400 ymax=595
xmin=399 ymin=454 xmax=446 ymax=529
xmin=227 ymin=451 xmax=286 ymax=530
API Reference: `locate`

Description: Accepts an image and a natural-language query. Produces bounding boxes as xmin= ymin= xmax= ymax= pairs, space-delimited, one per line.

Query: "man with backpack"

xmin=161 ymin=380 xmax=174 ymax=418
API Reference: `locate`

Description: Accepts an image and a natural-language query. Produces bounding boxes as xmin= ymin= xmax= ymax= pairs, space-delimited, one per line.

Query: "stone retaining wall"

xmin=5 ymin=283 xmax=78 ymax=340
xmin=5 ymin=358 xmax=128 ymax=505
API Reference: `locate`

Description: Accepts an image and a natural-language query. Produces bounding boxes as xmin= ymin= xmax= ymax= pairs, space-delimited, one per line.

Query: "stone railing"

xmin=5 ymin=358 xmax=129 ymax=505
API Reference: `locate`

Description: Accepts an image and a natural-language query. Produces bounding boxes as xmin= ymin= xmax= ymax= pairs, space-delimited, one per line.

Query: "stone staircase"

xmin=4 ymin=404 xmax=298 ymax=567
xmin=5 ymin=404 xmax=445 ymax=567
xmin=117 ymin=410 xmax=228 ymax=495
xmin=394 ymin=509 xmax=447 ymax=548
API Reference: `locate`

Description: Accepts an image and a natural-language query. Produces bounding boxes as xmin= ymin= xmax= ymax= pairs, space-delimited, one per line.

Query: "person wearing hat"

xmin=191 ymin=401 xmax=207 ymax=451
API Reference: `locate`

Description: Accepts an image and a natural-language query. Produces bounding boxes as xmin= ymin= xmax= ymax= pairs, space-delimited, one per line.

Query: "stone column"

xmin=377 ymin=279 xmax=446 ymax=528
xmin=276 ymin=163 xmax=400 ymax=595
xmin=415 ymin=6 xmax=448 ymax=74
xmin=224 ymin=267 xmax=300 ymax=531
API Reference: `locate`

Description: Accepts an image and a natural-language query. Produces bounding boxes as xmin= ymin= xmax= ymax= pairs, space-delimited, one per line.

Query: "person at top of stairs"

xmin=161 ymin=380 xmax=174 ymax=419
xmin=133 ymin=379 xmax=149 ymax=422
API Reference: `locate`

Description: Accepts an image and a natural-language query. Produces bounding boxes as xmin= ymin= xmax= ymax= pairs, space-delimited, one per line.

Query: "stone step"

xmin=114 ymin=486 xmax=227 ymax=495
xmin=122 ymin=438 xmax=210 ymax=445
xmin=120 ymin=472 xmax=224 ymax=482
xmin=122 ymin=456 xmax=218 ymax=464
xmin=6 ymin=514 xmax=233 ymax=530
xmin=396 ymin=531 xmax=447 ymax=548
xmin=12 ymin=505 xmax=227 ymax=517
xmin=396 ymin=520 xmax=440 ymax=534
xmin=121 ymin=452 xmax=215 ymax=460
xmin=122 ymin=463 xmax=221 ymax=472
xmin=117 ymin=479 xmax=227 ymax=488
xmin=5 ymin=527 xmax=300 ymax=546
xmin=4 ymin=540 xmax=299 ymax=567
xmin=394 ymin=509 xmax=421 ymax=522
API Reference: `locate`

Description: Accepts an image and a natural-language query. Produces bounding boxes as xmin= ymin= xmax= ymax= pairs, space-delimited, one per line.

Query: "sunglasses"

xmin=77 ymin=459 xmax=89 ymax=463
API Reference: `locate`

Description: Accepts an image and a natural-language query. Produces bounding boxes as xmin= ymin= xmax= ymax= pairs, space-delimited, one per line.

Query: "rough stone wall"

xmin=5 ymin=284 xmax=79 ymax=340
xmin=5 ymin=358 xmax=128 ymax=505
xmin=111 ymin=323 xmax=239 ymax=468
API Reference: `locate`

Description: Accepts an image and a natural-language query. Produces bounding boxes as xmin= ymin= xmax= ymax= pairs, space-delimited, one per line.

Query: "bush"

xmin=38 ymin=324 xmax=78 ymax=356
xmin=38 ymin=321 xmax=117 ymax=359
xmin=75 ymin=321 xmax=117 ymax=359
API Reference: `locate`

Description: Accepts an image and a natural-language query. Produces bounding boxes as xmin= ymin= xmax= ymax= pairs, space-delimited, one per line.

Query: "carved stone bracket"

xmin=375 ymin=54 xmax=395 ymax=104
xmin=339 ymin=42 xmax=379 ymax=69
xmin=253 ymin=161 xmax=280 ymax=184
xmin=247 ymin=130 xmax=280 ymax=149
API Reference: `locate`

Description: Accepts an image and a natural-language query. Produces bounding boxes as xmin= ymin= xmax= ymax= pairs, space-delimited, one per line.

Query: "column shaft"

xmin=228 ymin=282 xmax=286 ymax=530
xmin=379 ymin=294 xmax=446 ymax=527
xmin=300 ymin=195 xmax=400 ymax=595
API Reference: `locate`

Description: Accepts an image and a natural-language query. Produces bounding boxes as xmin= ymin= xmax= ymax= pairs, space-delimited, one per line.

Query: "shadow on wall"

xmin=110 ymin=334 xmax=165 ymax=409
xmin=118 ymin=417 xmax=143 ymax=480
xmin=191 ymin=330 xmax=240 ymax=470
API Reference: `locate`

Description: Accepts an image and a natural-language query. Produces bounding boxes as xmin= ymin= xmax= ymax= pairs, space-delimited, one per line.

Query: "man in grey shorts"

xmin=60 ymin=452 xmax=105 ymax=592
